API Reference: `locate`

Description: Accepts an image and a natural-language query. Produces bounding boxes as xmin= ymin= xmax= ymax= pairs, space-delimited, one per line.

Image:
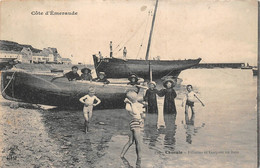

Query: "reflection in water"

xmin=163 ymin=114 xmax=177 ymax=152
xmin=143 ymin=113 xmax=159 ymax=147
xmin=143 ymin=113 xmax=177 ymax=153
xmin=183 ymin=113 xmax=205 ymax=144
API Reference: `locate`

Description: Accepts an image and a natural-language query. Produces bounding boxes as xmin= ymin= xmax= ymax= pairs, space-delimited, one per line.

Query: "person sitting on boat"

xmin=64 ymin=66 xmax=80 ymax=81
xmin=81 ymin=68 xmax=92 ymax=81
xmin=93 ymin=72 xmax=110 ymax=84
xmin=127 ymin=74 xmax=139 ymax=86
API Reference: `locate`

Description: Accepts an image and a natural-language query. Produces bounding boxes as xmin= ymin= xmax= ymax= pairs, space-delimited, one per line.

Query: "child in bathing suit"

xmin=121 ymin=91 xmax=145 ymax=167
xmin=79 ymin=87 xmax=101 ymax=132
xmin=182 ymin=84 xmax=204 ymax=114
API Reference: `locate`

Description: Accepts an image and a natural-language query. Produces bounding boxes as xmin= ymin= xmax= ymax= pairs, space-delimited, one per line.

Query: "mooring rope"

xmin=1 ymin=71 xmax=16 ymax=94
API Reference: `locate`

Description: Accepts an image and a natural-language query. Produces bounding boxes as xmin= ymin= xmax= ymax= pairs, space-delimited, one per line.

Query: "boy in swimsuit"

xmin=182 ymin=84 xmax=204 ymax=114
xmin=79 ymin=87 xmax=101 ymax=132
xmin=120 ymin=91 xmax=145 ymax=167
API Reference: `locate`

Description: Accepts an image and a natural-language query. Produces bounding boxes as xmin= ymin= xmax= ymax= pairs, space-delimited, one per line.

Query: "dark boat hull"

xmin=252 ymin=68 xmax=258 ymax=76
xmin=93 ymin=55 xmax=201 ymax=79
xmin=1 ymin=71 xmax=138 ymax=109
xmin=0 ymin=58 xmax=17 ymax=70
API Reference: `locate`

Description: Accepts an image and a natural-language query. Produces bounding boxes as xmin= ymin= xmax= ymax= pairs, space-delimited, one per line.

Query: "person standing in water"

xmin=158 ymin=78 xmax=177 ymax=114
xmin=121 ymin=91 xmax=145 ymax=167
xmin=182 ymin=84 xmax=205 ymax=114
xmin=144 ymin=81 xmax=158 ymax=114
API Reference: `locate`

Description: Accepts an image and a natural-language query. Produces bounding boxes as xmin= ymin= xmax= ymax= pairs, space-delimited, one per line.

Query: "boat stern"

xmin=1 ymin=71 xmax=20 ymax=102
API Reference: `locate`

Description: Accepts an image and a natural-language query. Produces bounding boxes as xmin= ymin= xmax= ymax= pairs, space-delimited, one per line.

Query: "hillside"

xmin=0 ymin=40 xmax=42 ymax=53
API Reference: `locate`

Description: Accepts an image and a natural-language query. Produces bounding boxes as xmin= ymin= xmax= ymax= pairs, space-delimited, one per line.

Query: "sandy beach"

xmin=0 ymin=98 xmax=133 ymax=168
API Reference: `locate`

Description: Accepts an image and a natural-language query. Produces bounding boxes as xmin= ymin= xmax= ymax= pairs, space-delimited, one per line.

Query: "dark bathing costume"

xmin=186 ymin=100 xmax=194 ymax=107
xmin=144 ymin=88 xmax=158 ymax=114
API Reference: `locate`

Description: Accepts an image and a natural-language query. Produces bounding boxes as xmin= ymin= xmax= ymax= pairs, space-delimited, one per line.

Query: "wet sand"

xmin=0 ymin=99 xmax=174 ymax=168
xmin=0 ymin=98 xmax=132 ymax=168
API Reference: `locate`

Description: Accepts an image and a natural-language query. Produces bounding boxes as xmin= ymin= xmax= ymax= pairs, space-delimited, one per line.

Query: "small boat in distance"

xmin=93 ymin=0 xmax=201 ymax=80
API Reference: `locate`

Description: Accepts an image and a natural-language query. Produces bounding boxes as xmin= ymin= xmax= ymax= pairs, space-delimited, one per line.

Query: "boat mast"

xmin=145 ymin=0 xmax=159 ymax=60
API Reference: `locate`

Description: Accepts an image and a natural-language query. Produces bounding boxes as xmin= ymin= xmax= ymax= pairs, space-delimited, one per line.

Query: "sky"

xmin=0 ymin=0 xmax=258 ymax=65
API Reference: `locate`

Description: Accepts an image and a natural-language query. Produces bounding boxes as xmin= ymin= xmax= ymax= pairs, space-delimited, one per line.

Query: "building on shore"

xmin=0 ymin=50 xmax=21 ymax=59
xmin=61 ymin=58 xmax=72 ymax=64
xmin=1 ymin=47 xmax=67 ymax=64
xmin=0 ymin=40 xmax=70 ymax=64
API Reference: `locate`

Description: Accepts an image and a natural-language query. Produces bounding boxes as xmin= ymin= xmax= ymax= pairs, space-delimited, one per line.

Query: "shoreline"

xmin=0 ymin=98 xmax=131 ymax=167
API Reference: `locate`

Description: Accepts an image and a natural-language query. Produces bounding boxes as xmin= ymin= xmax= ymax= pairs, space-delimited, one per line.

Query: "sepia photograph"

xmin=0 ymin=0 xmax=258 ymax=167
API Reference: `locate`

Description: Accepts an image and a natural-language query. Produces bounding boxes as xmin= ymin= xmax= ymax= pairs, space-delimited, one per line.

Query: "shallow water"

xmin=98 ymin=69 xmax=257 ymax=168
xmin=0 ymin=69 xmax=257 ymax=168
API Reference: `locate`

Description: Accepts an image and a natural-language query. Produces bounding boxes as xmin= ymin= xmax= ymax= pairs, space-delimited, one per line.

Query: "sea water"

xmin=98 ymin=68 xmax=257 ymax=168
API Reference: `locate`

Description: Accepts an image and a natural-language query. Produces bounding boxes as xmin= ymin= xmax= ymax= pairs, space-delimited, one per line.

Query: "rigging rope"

xmin=95 ymin=59 xmax=103 ymax=71
xmin=114 ymin=13 xmax=151 ymax=57
xmin=114 ymin=8 xmax=143 ymax=51
xmin=136 ymin=10 xmax=152 ymax=59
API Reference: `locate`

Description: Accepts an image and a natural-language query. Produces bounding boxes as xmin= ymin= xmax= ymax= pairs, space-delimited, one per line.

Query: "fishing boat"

xmin=1 ymin=70 xmax=138 ymax=109
xmin=252 ymin=67 xmax=258 ymax=76
xmin=93 ymin=0 xmax=201 ymax=79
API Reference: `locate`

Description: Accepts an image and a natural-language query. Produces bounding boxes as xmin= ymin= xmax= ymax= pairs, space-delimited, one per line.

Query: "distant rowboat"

xmin=1 ymin=70 xmax=138 ymax=109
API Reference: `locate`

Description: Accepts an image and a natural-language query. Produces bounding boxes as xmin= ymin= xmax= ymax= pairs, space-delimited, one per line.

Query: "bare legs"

xmin=121 ymin=129 xmax=142 ymax=166
xmin=120 ymin=131 xmax=134 ymax=158
xmin=84 ymin=120 xmax=89 ymax=133
xmin=185 ymin=105 xmax=195 ymax=114
xmin=133 ymin=129 xmax=141 ymax=160
xmin=83 ymin=107 xmax=93 ymax=133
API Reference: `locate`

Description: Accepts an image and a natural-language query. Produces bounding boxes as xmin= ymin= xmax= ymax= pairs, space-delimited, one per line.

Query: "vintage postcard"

xmin=0 ymin=0 xmax=258 ymax=167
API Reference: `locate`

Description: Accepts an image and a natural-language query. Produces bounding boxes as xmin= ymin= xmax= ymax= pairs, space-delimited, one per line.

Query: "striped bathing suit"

xmin=125 ymin=101 xmax=144 ymax=130
xmin=129 ymin=119 xmax=144 ymax=131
